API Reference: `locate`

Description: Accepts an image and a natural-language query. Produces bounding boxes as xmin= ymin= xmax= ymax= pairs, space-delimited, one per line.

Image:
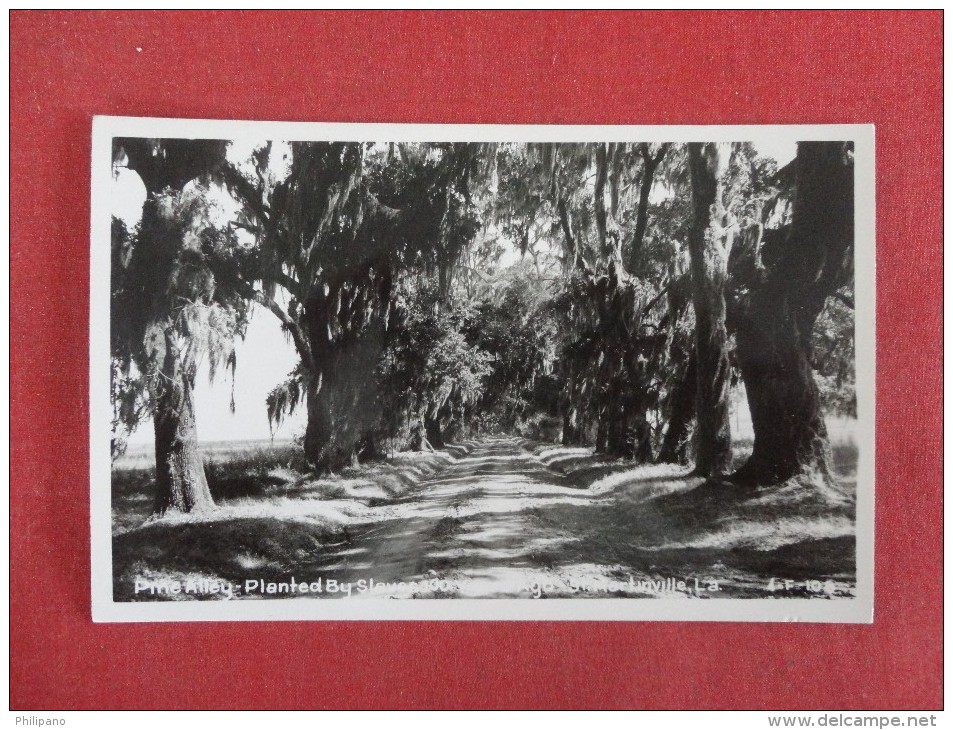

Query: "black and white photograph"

xmin=91 ymin=119 xmax=874 ymax=622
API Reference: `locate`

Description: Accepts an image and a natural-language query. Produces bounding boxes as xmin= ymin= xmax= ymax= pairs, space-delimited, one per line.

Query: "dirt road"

xmin=315 ymin=437 xmax=596 ymax=598
xmin=114 ymin=436 xmax=857 ymax=601
xmin=306 ymin=436 xmax=856 ymax=599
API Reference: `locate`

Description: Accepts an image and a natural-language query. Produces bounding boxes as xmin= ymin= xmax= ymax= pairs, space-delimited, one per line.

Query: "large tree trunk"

xmin=424 ymin=414 xmax=444 ymax=449
xmin=152 ymin=332 xmax=213 ymax=514
xmin=629 ymin=143 xmax=670 ymax=274
xmin=302 ymin=266 xmax=392 ymax=471
xmin=117 ymin=141 xmax=230 ymax=514
xmin=560 ymin=363 xmax=586 ymax=445
xmin=137 ymin=197 xmax=213 ymax=515
xmin=302 ymin=280 xmax=345 ymax=471
xmin=733 ymin=142 xmax=854 ymax=485
xmin=301 ymin=312 xmax=361 ymax=472
xmin=603 ymin=395 xmax=629 ymax=457
xmin=687 ymin=143 xmax=734 ymax=477
xmin=303 ymin=373 xmax=337 ymax=470
xmin=735 ymin=310 xmax=830 ymax=484
xmin=658 ymin=353 xmax=696 ymax=465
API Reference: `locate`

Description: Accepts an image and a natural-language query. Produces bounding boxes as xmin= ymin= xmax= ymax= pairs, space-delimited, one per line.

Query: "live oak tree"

xmin=112 ymin=138 xmax=244 ymax=513
xmin=226 ymin=140 xmax=399 ymax=469
xmin=731 ymin=141 xmax=854 ymax=485
xmin=226 ymin=141 xmax=480 ymax=470
xmin=525 ymin=142 xmax=679 ymax=459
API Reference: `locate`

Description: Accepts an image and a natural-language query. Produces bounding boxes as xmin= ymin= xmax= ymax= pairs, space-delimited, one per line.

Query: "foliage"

xmin=377 ymin=284 xmax=492 ymax=447
xmin=463 ymin=271 xmax=560 ymax=430
xmin=813 ymin=291 xmax=857 ymax=417
xmin=110 ymin=183 xmax=250 ymax=457
xmin=112 ymin=137 xmax=857 ymax=483
xmin=110 ymin=359 xmax=150 ymax=460
xmin=223 ymin=140 xmax=488 ymax=466
xmin=265 ymin=363 xmax=311 ymax=430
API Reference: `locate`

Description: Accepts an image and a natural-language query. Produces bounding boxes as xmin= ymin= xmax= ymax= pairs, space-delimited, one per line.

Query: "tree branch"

xmin=253 ymin=291 xmax=316 ymax=373
xmin=639 ymin=280 xmax=673 ymax=318
xmin=461 ymin=266 xmax=498 ymax=284
xmin=630 ymin=143 xmax=670 ymax=274
xmin=831 ymin=291 xmax=855 ymax=309
xmin=261 ymin=268 xmax=303 ymax=299
xmin=221 ymin=163 xmax=271 ymax=229
xmin=594 ymin=143 xmax=609 ymax=258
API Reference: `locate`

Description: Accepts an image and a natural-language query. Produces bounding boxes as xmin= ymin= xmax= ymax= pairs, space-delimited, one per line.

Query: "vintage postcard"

xmin=90 ymin=117 xmax=875 ymax=622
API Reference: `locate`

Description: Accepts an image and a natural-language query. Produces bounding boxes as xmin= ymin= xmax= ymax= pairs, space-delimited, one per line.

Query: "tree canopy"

xmin=111 ymin=137 xmax=856 ymax=512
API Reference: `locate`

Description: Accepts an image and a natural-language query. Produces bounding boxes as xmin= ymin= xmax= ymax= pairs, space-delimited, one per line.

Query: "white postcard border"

xmin=90 ymin=117 xmax=876 ymax=623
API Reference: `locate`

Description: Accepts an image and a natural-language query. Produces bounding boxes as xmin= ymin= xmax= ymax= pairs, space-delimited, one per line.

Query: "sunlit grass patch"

xmin=646 ymin=514 xmax=855 ymax=552
xmin=587 ymin=463 xmax=697 ymax=496
xmin=113 ymin=516 xmax=345 ymax=601
xmin=533 ymin=446 xmax=592 ymax=464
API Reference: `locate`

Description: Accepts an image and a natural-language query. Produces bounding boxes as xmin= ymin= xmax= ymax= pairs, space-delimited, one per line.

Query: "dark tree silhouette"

xmin=732 ymin=141 xmax=854 ymax=485
xmin=112 ymin=138 xmax=235 ymax=513
xmin=686 ymin=143 xmax=734 ymax=477
xmin=228 ymin=142 xmax=480 ymax=470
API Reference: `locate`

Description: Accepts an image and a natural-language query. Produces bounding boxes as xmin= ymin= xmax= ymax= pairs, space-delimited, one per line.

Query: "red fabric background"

xmin=10 ymin=11 xmax=942 ymax=710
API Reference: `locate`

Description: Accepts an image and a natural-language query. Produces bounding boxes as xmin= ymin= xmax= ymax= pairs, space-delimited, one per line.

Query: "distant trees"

xmin=465 ymin=274 xmax=559 ymax=434
xmin=482 ymin=142 xmax=666 ymax=455
xmin=481 ymin=139 xmax=854 ymax=487
xmin=378 ymin=285 xmax=492 ymax=449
